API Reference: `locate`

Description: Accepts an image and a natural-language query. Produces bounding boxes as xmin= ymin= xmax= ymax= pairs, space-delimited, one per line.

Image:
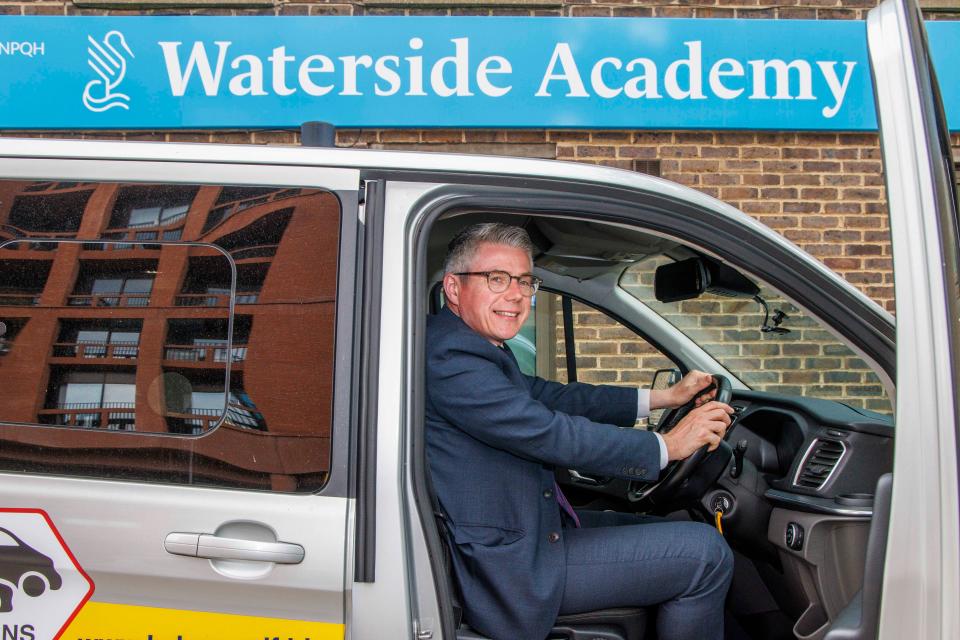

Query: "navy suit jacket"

xmin=426 ymin=307 xmax=662 ymax=640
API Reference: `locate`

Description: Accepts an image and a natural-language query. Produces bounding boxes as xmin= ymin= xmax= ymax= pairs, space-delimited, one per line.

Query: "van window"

xmin=0 ymin=181 xmax=341 ymax=492
xmin=620 ymin=256 xmax=893 ymax=415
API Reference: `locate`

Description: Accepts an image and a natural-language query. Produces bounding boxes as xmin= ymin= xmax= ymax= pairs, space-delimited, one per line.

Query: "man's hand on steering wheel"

xmin=661 ymin=401 xmax=734 ymax=461
xmin=629 ymin=372 xmax=735 ymax=506
xmin=650 ymin=370 xmax=718 ymax=411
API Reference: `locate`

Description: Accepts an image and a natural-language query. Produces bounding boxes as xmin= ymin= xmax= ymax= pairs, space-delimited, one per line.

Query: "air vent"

xmin=794 ymin=439 xmax=846 ymax=490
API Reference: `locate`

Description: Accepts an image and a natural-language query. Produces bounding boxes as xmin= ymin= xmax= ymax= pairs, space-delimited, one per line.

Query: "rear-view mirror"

xmin=654 ymin=257 xmax=759 ymax=303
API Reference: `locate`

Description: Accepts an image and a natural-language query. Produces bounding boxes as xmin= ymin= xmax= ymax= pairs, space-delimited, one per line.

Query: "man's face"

xmin=444 ymin=242 xmax=532 ymax=346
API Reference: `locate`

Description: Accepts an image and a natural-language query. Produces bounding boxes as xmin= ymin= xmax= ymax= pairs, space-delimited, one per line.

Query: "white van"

xmin=0 ymin=1 xmax=955 ymax=638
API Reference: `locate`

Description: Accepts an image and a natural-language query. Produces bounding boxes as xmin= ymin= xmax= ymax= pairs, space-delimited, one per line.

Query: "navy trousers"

xmin=560 ymin=510 xmax=733 ymax=640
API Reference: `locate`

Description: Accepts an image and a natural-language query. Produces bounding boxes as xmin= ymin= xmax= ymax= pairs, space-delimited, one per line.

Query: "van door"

xmin=0 ymin=153 xmax=361 ymax=639
xmin=867 ymin=0 xmax=960 ymax=637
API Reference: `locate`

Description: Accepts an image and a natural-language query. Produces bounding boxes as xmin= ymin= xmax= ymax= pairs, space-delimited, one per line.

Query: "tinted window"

xmin=0 ymin=182 xmax=341 ymax=492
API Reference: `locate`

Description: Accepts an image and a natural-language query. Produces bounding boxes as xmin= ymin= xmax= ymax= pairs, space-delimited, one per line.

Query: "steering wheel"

xmin=628 ymin=374 xmax=733 ymax=505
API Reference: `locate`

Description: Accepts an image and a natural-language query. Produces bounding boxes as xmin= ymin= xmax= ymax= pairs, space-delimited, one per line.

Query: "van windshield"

xmin=619 ymin=255 xmax=892 ymax=416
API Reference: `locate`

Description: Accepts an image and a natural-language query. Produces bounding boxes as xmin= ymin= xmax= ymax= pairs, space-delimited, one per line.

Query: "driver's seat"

xmin=433 ymin=507 xmax=653 ymax=640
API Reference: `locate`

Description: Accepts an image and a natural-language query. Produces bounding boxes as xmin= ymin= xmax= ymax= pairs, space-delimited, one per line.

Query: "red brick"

xmin=820 ymin=148 xmax=859 ymax=159
xmin=742 ymin=201 xmax=782 ymax=214
xmin=760 ymin=187 xmax=798 ymax=199
xmin=824 ymin=174 xmax=862 ymax=186
xmin=423 ymin=130 xmax=465 ymax=144
xmin=721 ymin=187 xmax=760 ymax=200
xmin=843 ymin=188 xmax=882 ymax=200
xmin=783 ymin=147 xmax=819 ymax=159
xmin=825 ymin=203 xmax=862 ymax=214
xmin=824 ymin=258 xmax=862 ymax=270
xmin=660 ymin=145 xmax=700 ymax=158
xmin=548 ymin=131 xmax=590 ymax=142
xmin=675 ymin=132 xmax=714 ymax=144
xmin=742 ymin=146 xmax=781 ymax=159
xmin=762 ymin=160 xmax=803 ymax=172
xmin=715 ymin=132 xmax=757 ymax=145
xmin=618 ymin=147 xmax=658 ymax=159
xmin=681 ymin=160 xmax=721 ymax=172
xmin=703 ymin=174 xmax=741 ymax=186
xmin=723 ymin=160 xmax=762 ymax=171
xmin=757 ymin=215 xmax=800 ymax=228
xmin=576 ymin=145 xmax=617 ymax=158
xmin=785 ymin=230 xmax=823 ymax=243
xmin=701 ymin=146 xmax=740 ymax=159
xmin=845 ymin=244 xmax=884 ymax=256
xmin=785 ymin=202 xmax=823 ymax=214
xmin=801 ymin=188 xmax=839 ymax=200
xmin=612 ymin=7 xmax=654 ymax=17
xmin=505 ymin=131 xmax=547 ymax=143
xmin=784 ymin=174 xmax=822 ymax=186
xmin=592 ymin=131 xmax=633 ymax=143
xmin=464 ymin=131 xmax=506 ymax=143
xmin=803 ymin=160 xmax=842 ymax=172
xmin=742 ymin=174 xmax=781 ymax=186
xmin=823 ymin=230 xmax=862 ymax=242
xmin=634 ymin=132 xmax=675 ymax=144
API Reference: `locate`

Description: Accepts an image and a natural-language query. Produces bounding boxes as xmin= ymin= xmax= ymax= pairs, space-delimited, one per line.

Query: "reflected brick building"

xmin=0 ymin=180 xmax=341 ymax=492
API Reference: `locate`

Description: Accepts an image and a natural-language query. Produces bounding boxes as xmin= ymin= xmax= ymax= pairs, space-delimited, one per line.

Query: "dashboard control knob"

xmin=785 ymin=522 xmax=804 ymax=551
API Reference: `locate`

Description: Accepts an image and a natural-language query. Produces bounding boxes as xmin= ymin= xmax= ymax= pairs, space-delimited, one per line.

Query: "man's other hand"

xmin=650 ymin=370 xmax=716 ymax=410
xmin=662 ymin=401 xmax=734 ymax=461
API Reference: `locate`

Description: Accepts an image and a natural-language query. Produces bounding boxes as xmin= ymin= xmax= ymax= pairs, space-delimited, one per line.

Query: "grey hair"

xmin=443 ymin=223 xmax=535 ymax=275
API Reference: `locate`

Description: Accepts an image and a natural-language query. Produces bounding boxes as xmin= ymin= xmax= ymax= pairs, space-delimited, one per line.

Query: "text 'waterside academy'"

xmin=158 ymin=38 xmax=858 ymax=118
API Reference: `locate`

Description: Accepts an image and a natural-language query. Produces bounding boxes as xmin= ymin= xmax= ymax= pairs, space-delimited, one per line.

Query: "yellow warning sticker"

xmin=63 ymin=602 xmax=345 ymax=640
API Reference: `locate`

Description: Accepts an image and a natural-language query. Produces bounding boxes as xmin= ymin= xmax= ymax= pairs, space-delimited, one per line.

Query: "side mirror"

xmin=648 ymin=368 xmax=681 ymax=428
xmin=654 ymin=257 xmax=760 ymax=303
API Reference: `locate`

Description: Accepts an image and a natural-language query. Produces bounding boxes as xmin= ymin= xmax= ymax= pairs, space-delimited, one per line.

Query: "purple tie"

xmin=555 ymin=481 xmax=581 ymax=528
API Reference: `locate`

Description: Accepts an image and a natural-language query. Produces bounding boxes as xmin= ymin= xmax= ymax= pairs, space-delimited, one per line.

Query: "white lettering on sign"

xmin=154 ymin=37 xmax=857 ymax=119
xmin=0 ymin=41 xmax=44 ymax=57
xmin=158 ymin=37 xmax=514 ymax=99
xmin=535 ymin=40 xmax=857 ymax=118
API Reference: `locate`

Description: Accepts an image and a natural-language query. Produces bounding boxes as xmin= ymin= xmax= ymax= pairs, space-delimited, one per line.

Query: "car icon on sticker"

xmin=0 ymin=526 xmax=63 ymax=612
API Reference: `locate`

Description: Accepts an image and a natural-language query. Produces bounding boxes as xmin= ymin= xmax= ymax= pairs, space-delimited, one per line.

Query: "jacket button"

xmin=548 ymin=532 xmax=560 ymax=543
xmin=543 ymin=489 xmax=553 ymax=499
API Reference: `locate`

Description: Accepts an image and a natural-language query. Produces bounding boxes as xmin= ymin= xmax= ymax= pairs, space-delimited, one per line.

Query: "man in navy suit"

xmin=426 ymin=223 xmax=735 ymax=640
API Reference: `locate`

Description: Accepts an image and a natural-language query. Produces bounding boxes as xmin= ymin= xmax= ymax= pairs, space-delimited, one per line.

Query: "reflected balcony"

xmin=52 ymin=341 xmax=139 ymax=360
xmin=229 ymin=244 xmax=278 ymax=262
xmin=165 ymin=407 xmax=221 ymax=435
xmin=67 ymin=293 xmax=151 ymax=307
xmin=37 ymin=403 xmax=137 ymax=430
xmin=174 ymin=291 xmax=259 ymax=307
xmin=0 ymin=293 xmax=40 ymax=306
xmin=163 ymin=344 xmax=246 ymax=365
xmin=203 ymin=188 xmax=300 ymax=233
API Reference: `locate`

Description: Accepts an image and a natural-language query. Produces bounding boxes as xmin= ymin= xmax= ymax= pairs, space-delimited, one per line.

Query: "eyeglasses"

xmin=455 ymin=271 xmax=542 ymax=297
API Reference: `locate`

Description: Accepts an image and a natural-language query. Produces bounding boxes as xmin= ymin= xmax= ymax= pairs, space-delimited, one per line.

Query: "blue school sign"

xmin=0 ymin=17 xmax=956 ymax=130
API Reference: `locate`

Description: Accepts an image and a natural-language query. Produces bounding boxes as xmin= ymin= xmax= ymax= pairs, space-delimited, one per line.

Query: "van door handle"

xmin=164 ymin=532 xmax=305 ymax=564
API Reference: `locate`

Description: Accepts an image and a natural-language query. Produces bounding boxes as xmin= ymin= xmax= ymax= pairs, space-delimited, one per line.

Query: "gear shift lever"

xmin=731 ymin=439 xmax=748 ymax=479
